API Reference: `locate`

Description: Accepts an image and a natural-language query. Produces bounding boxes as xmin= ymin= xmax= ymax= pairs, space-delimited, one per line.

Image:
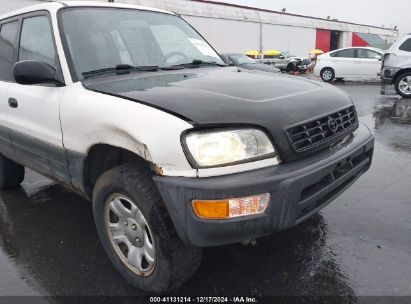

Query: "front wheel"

xmin=395 ymin=73 xmax=411 ymax=98
xmin=92 ymin=162 xmax=202 ymax=294
xmin=320 ymin=68 xmax=335 ymax=82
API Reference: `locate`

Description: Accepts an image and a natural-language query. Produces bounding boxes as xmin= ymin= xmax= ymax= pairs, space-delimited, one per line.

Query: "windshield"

xmin=282 ymin=51 xmax=295 ymax=58
xmin=228 ymin=54 xmax=256 ymax=65
xmin=59 ymin=8 xmax=224 ymax=80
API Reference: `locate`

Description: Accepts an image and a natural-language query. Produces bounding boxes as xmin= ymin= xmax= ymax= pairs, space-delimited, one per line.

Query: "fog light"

xmin=192 ymin=193 xmax=270 ymax=219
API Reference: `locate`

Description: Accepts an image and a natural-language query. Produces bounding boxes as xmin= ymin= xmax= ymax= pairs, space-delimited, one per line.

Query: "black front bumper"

xmin=380 ymin=67 xmax=397 ymax=84
xmin=381 ymin=75 xmax=394 ymax=85
xmin=154 ymin=123 xmax=374 ymax=247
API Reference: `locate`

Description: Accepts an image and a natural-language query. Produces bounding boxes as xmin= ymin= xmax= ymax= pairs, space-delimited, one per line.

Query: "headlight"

xmin=183 ymin=129 xmax=276 ymax=168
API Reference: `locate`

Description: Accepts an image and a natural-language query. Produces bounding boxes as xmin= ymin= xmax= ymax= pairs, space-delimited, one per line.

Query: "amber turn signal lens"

xmin=192 ymin=193 xmax=270 ymax=219
xmin=192 ymin=200 xmax=229 ymax=219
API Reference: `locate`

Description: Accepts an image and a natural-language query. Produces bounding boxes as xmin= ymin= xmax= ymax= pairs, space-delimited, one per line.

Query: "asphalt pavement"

xmin=0 ymin=78 xmax=410 ymax=302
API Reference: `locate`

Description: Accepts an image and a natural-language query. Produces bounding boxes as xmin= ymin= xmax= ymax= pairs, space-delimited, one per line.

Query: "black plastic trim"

xmin=153 ymin=124 xmax=374 ymax=247
xmin=284 ymin=105 xmax=359 ymax=153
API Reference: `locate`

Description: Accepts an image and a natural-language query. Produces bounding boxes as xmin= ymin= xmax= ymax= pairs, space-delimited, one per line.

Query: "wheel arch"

xmin=79 ymin=143 xmax=158 ymax=199
xmin=394 ymin=68 xmax=411 ymax=83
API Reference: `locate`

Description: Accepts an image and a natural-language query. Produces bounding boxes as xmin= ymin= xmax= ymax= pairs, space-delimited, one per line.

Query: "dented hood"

xmin=83 ymin=67 xmax=354 ymax=161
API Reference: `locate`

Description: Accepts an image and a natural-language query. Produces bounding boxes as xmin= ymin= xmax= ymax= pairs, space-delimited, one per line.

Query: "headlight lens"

xmin=183 ymin=129 xmax=276 ymax=168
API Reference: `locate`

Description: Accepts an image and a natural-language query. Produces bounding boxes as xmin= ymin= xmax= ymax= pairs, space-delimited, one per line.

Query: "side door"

xmin=7 ymin=12 xmax=70 ymax=184
xmin=275 ymin=53 xmax=288 ymax=70
xmin=354 ymin=48 xmax=382 ymax=77
xmin=329 ymin=48 xmax=356 ymax=77
xmin=0 ymin=19 xmax=19 ymax=159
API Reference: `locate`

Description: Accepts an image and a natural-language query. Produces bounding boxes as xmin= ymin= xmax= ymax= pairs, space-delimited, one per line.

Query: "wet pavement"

xmin=0 ymin=80 xmax=410 ymax=301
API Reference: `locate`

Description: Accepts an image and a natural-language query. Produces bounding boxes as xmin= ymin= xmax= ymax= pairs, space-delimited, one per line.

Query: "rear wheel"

xmin=395 ymin=72 xmax=411 ymax=98
xmin=320 ymin=68 xmax=335 ymax=82
xmin=93 ymin=162 xmax=202 ymax=294
xmin=0 ymin=154 xmax=24 ymax=189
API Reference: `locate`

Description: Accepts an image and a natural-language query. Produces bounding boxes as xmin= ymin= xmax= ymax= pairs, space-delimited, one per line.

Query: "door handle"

xmin=8 ymin=98 xmax=18 ymax=108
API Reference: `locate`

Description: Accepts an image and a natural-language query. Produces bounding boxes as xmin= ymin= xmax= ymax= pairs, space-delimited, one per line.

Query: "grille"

xmin=286 ymin=106 xmax=358 ymax=153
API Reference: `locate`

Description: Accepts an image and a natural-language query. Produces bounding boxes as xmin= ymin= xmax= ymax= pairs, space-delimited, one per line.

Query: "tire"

xmin=320 ymin=68 xmax=335 ymax=82
xmin=394 ymin=72 xmax=411 ymax=98
xmin=92 ymin=162 xmax=202 ymax=294
xmin=286 ymin=62 xmax=297 ymax=73
xmin=0 ymin=154 xmax=25 ymax=189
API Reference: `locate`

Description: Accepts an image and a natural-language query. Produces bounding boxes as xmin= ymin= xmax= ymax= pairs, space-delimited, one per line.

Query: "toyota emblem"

xmin=328 ymin=118 xmax=339 ymax=133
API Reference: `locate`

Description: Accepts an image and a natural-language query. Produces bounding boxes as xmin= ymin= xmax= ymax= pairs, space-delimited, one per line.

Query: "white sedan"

xmin=314 ymin=47 xmax=384 ymax=82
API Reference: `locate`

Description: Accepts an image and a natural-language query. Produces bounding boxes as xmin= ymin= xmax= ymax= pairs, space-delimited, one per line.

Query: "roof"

xmin=191 ymin=0 xmax=397 ymax=32
xmin=356 ymin=33 xmax=387 ymax=46
xmin=328 ymin=46 xmax=384 ymax=53
xmin=59 ymin=1 xmax=173 ymax=14
xmin=0 ymin=1 xmax=174 ymax=20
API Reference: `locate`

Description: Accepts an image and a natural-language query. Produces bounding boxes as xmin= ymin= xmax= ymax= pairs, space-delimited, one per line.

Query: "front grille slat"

xmin=286 ymin=106 xmax=358 ymax=153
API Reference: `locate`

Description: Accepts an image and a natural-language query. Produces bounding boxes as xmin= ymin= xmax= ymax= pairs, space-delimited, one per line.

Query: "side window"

xmin=0 ymin=21 xmax=19 ymax=81
xmin=399 ymin=39 xmax=411 ymax=52
xmin=332 ymin=49 xmax=355 ymax=58
xmin=263 ymin=54 xmax=282 ymax=59
xmin=19 ymin=16 xmax=57 ymax=67
xmin=356 ymin=49 xmax=380 ymax=59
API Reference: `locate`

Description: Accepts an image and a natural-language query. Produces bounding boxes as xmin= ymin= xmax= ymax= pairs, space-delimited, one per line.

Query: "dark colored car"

xmin=221 ymin=53 xmax=281 ymax=73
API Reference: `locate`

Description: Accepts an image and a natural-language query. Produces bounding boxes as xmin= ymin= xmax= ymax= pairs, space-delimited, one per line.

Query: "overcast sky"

xmin=216 ymin=0 xmax=409 ymax=35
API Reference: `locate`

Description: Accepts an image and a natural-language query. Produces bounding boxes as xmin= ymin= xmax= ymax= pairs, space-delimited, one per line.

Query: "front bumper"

xmin=154 ymin=123 xmax=374 ymax=247
xmin=380 ymin=67 xmax=400 ymax=84
xmin=381 ymin=75 xmax=394 ymax=84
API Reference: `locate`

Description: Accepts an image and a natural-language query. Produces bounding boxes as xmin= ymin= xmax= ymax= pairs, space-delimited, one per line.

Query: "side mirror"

xmin=13 ymin=60 xmax=64 ymax=85
xmin=375 ymin=55 xmax=382 ymax=61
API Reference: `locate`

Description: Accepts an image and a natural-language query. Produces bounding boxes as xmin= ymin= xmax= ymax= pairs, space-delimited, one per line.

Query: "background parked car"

xmin=260 ymin=50 xmax=311 ymax=73
xmin=381 ymin=33 xmax=411 ymax=98
xmin=315 ymin=47 xmax=384 ymax=82
xmin=222 ymin=53 xmax=281 ymax=73
xmin=245 ymin=49 xmax=262 ymax=60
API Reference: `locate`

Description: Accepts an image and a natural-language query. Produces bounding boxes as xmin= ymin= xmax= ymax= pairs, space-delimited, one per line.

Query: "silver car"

xmin=261 ymin=51 xmax=310 ymax=72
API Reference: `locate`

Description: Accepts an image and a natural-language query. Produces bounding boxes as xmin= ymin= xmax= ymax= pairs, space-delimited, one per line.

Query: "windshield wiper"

xmin=164 ymin=59 xmax=227 ymax=70
xmin=82 ymin=64 xmax=160 ymax=79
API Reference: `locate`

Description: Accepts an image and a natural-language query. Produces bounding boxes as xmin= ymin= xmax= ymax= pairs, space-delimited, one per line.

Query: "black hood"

xmin=83 ymin=67 xmax=355 ymax=161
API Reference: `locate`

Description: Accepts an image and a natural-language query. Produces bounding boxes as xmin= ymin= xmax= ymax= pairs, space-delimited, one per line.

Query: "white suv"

xmin=381 ymin=34 xmax=411 ymax=98
xmin=0 ymin=1 xmax=374 ymax=293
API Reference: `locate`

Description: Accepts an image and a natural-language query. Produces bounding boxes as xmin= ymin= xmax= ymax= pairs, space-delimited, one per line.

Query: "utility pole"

xmin=257 ymin=10 xmax=263 ymax=59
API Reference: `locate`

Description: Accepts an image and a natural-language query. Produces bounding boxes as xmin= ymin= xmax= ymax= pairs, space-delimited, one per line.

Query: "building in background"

xmin=1 ymin=0 xmax=399 ymax=56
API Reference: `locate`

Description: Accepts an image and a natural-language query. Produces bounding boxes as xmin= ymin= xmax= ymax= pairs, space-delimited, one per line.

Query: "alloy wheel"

xmin=322 ymin=69 xmax=333 ymax=81
xmin=398 ymin=76 xmax=411 ymax=95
